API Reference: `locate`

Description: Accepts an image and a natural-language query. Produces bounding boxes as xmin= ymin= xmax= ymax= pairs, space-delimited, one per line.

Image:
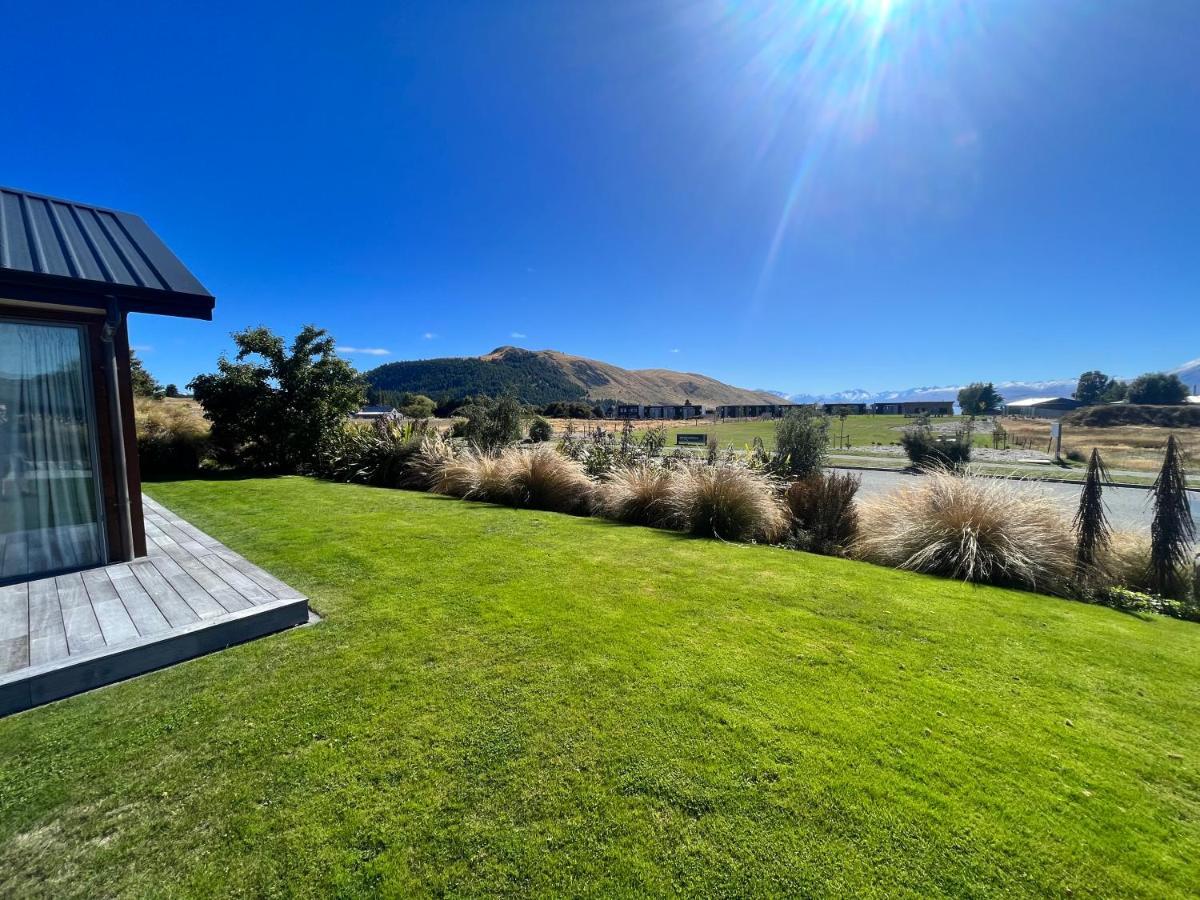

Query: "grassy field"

xmin=1 ymin=477 xmax=1198 ymax=896
xmin=613 ymin=414 xmax=924 ymax=449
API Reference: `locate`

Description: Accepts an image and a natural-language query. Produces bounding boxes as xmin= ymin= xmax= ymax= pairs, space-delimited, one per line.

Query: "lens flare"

xmin=690 ymin=0 xmax=991 ymax=294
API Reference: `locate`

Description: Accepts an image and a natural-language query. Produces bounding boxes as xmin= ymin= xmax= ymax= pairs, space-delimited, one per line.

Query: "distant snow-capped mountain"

xmin=777 ymin=356 xmax=1200 ymax=405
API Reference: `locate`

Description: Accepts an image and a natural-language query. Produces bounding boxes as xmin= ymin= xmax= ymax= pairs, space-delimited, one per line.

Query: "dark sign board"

xmin=676 ymin=433 xmax=708 ymax=445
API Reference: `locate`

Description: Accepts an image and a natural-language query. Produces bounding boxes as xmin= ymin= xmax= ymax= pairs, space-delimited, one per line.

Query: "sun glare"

xmin=697 ymin=0 xmax=988 ymax=292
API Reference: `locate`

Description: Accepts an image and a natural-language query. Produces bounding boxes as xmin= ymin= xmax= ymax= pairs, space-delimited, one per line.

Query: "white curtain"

xmin=0 ymin=322 xmax=104 ymax=581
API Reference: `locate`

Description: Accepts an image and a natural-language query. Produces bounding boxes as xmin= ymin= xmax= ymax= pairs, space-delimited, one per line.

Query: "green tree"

xmin=1127 ymin=372 xmax=1189 ymax=405
xmin=1100 ymin=379 xmax=1128 ymax=403
xmin=772 ymin=408 xmax=828 ymax=477
xmin=1148 ymin=435 xmax=1195 ymax=598
xmin=130 ymin=351 xmax=163 ymax=398
xmin=528 ymin=416 xmax=553 ymax=442
xmin=189 ymin=325 xmax=364 ymax=472
xmin=457 ymin=396 xmax=524 ymax=451
xmin=956 ymin=382 xmax=1003 ymax=415
xmin=1072 ymin=449 xmax=1111 ymax=582
xmin=1073 ymin=371 xmax=1114 ymax=406
xmin=399 ymin=393 xmax=436 ymax=418
xmin=164 ymin=383 xmax=181 ymax=398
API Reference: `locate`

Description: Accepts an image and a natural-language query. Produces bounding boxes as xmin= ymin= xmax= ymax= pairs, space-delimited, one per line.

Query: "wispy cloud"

xmin=669 ymin=348 xmax=680 ymax=353
xmin=422 ymin=332 xmax=436 ymax=340
xmin=337 ymin=346 xmax=391 ymax=356
xmin=131 ymin=344 xmax=154 ymax=353
xmin=511 ymin=331 xmax=527 ymax=339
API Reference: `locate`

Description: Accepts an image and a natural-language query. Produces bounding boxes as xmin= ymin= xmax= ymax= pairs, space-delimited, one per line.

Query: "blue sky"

xmin=2 ymin=1 xmax=1197 ymax=395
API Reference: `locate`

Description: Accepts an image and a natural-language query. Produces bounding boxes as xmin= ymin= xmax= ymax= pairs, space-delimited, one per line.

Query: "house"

xmin=871 ymin=401 xmax=955 ymax=416
xmin=716 ymin=403 xmax=817 ymax=419
xmin=352 ymin=404 xmax=399 ymax=420
xmin=0 ymin=186 xmax=214 ymax=585
xmin=614 ymin=401 xmax=707 ymax=420
xmin=821 ymin=402 xmax=868 ymax=416
xmin=1003 ymin=397 xmax=1083 ymax=419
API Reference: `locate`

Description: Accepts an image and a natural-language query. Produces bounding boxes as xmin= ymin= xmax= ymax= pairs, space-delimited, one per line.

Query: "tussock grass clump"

xmin=1097 ymin=530 xmax=1154 ymax=594
xmin=135 ymin=398 xmax=212 ymax=479
xmin=785 ymin=471 xmax=860 ymax=554
xmin=433 ymin=449 xmax=502 ymax=500
xmin=595 ymin=463 xmax=678 ymax=528
xmin=668 ymin=465 xmax=788 ymax=543
xmin=853 ymin=470 xmax=1075 ymax=594
xmin=406 ymin=433 xmax=457 ymax=491
xmin=504 ymin=445 xmax=593 ymax=514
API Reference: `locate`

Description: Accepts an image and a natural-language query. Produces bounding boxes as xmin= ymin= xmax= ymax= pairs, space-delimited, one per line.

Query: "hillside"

xmin=365 ymin=346 xmax=780 ymax=407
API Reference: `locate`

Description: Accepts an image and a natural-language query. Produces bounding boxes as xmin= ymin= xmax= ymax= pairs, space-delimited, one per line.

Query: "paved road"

xmin=836 ymin=467 xmax=1200 ymax=530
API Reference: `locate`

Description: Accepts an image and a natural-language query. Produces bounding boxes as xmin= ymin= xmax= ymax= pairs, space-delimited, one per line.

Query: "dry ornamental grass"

xmin=667 ymin=464 xmax=789 ymax=543
xmin=853 ymin=469 xmax=1077 ymax=595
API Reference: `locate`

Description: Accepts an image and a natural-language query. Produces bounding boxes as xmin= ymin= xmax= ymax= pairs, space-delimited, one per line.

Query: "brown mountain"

xmin=496 ymin=348 xmax=780 ymax=406
xmin=366 ymin=346 xmax=780 ymax=407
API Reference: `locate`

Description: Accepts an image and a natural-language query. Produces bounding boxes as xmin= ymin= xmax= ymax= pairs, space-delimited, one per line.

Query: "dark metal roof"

xmin=0 ymin=186 xmax=214 ymax=320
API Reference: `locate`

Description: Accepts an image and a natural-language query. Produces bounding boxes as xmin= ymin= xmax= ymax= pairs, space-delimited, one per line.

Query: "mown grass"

xmin=1 ymin=477 xmax=1198 ymax=897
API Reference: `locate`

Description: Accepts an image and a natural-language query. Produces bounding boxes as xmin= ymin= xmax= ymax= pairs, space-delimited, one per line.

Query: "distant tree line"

xmin=1074 ymin=370 xmax=1190 ymax=406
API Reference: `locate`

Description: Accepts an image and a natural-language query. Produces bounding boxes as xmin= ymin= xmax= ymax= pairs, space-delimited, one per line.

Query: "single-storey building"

xmin=1003 ymin=397 xmax=1083 ymax=419
xmin=615 ymin=402 xmax=707 ymax=420
xmin=821 ymin=402 xmax=868 ymax=416
xmin=352 ymin=404 xmax=398 ymax=420
xmin=716 ymin=403 xmax=817 ymax=419
xmin=872 ymin=400 xmax=955 ymax=416
xmin=0 ymin=186 xmax=214 ymax=585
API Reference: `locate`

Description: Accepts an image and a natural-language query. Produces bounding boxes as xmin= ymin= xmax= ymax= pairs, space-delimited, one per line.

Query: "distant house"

xmin=872 ymin=401 xmax=955 ymax=416
xmin=352 ymin=404 xmax=399 ymax=420
xmin=614 ymin=402 xmax=707 ymax=420
xmin=716 ymin=403 xmax=817 ymax=419
xmin=821 ymin=402 xmax=868 ymax=416
xmin=1003 ymin=397 xmax=1082 ymax=419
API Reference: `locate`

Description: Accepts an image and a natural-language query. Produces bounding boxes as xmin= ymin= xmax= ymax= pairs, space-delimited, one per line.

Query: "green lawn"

xmin=644 ymin=415 xmax=988 ymax=450
xmin=2 ymin=477 xmax=1198 ymax=897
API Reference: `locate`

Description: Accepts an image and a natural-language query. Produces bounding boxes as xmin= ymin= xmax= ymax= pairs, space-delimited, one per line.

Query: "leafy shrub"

xmin=667 ymin=465 xmax=788 ymax=543
xmin=318 ymin=417 xmax=435 ymax=489
xmin=504 ymin=446 xmax=593 ymax=514
xmin=456 ymin=396 xmax=524 ymax=451
xmin=772 ymin=409 xmax=828 ymax=477
xmin=134 ymin=398 xmax=211 ymax=479
xmin=853 ymin=471 xmax=1075 ymax=595
xmin=594 ymin=463 xmax=677 ymax=528
xmin=189 ymin=325 xmax=364 ymax=473
xmin=900 ymin=423 xmax=972 ymax=470
xmin=784 ymin=471 xmax=860 ymax=554
xmin=1127 ymin=372 xmax=1189 ymax=405
xmin=528 ymin=417 xmax=553 ymax=442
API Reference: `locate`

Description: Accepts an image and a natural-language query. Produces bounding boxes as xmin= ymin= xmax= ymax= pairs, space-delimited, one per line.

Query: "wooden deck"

xmin=0 ymin=495 xmax=309 ymax=716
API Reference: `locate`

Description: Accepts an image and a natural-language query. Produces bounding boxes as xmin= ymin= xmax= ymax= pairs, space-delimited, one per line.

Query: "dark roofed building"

xmin=1 ymin=185 xmax=214 ymax=585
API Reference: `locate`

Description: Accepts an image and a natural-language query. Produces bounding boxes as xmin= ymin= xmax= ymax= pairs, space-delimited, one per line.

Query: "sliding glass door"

xmin=0 ymin=320 xmax=106 ymax=583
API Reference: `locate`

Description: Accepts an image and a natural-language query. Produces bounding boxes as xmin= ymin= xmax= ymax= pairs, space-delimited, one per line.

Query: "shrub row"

xmin=316 ymin=422 xmax=1195 ymax=614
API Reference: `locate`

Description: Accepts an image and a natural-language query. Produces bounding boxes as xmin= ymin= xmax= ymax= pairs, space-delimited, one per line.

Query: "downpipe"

xmin=101 ymin=298 xmax=135 ymax=561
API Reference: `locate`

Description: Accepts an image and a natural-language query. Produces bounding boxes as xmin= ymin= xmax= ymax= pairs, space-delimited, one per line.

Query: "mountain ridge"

xmin=779 ymin=357 xmax=1200 ymax=405
xmin=365 ymin=347 xmax=781 ymax=407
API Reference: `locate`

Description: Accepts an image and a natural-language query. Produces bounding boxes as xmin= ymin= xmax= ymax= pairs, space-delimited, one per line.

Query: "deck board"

xmin=0 ymin=495 xmax=310 ymax=716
